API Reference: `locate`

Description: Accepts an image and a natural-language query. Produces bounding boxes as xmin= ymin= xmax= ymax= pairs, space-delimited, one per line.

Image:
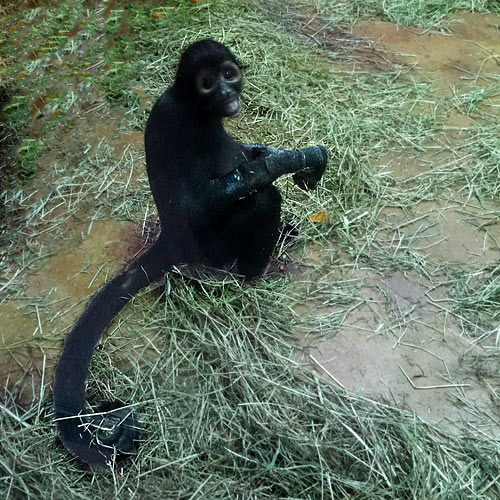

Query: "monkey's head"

xmin=174 ymin=39 xmax=243 ymax=118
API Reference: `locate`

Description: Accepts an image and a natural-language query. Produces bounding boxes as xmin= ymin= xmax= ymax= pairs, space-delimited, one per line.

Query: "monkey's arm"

xmin=241 ymin=143 xmax=327 ymax=190
xmin=241 ymin=143 xmax=284 ymax=161
xmin=214 ymin=145 xmax=327 ymax=200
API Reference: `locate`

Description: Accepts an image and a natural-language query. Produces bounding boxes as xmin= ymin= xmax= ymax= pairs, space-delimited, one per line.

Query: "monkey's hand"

xmin=292 ymin=145 xmax=328 ymax=190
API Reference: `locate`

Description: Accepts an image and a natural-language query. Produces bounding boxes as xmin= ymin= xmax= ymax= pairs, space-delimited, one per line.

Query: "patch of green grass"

xmin=83 ymin=9 xmax=141 ymax=108
xmin=16 ymin=138 xmax=44 ymax=180
xmin=316 ymin=0 xmax=500 ymax=28
xmin=392 ymin=121 xmax=500 ymax=202
xmin=449 ymin=263 xmax=500 ymax=336
xmin=28 ymin=1 xmax=85 ymax=43
xmin=451 ymin=83 xmax=500 ymax=117
xmin=2 ymin=95 xmax=30 ymax=142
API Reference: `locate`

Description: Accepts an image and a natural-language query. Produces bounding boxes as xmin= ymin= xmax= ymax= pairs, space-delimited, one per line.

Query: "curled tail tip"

xmin=55 ymin=401 xmax=140 ymax=469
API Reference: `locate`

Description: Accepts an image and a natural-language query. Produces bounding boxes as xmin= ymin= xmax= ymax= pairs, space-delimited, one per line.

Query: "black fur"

xmin=53 ymin=39 xmax=327 ymax=469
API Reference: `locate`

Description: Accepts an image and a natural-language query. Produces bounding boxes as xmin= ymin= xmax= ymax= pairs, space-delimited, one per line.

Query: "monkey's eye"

xmin=220 ymin=62 xmax=241 ymax=83
xmin=201 ymin=75 xmax=216 ymax=90
xmin=223 ymin=68 xmax=235 ymax=80
xmin=197 ymin=70 xmax=217 ymax=94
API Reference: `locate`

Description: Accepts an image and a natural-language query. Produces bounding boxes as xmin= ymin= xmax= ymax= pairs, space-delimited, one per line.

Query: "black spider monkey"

xmin=53 ymin=39 xmax=327 ymax=469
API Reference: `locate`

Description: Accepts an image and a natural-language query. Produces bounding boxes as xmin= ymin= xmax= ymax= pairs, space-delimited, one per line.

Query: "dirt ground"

xmin=0 ymin=7 xmax=499 ymax=439
xmin=305 ymin=12 xmax=500 ymax=436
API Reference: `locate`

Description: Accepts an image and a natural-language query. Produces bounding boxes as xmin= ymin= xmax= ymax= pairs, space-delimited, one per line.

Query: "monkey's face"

xmin=196 ymin=60 xmax=243 ymax=118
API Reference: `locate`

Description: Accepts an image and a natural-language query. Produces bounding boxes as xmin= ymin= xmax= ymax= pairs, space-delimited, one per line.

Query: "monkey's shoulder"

xmin=147 ymin=89 xmax=186 ymax=129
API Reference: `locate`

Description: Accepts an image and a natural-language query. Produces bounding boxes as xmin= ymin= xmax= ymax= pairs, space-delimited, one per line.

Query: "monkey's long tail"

xmin=53 ymin=235 xmax=170 ymax=470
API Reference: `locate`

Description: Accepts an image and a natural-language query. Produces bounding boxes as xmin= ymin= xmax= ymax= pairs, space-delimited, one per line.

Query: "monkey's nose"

xmin=219 ymin=82 xmax=232 ymax=98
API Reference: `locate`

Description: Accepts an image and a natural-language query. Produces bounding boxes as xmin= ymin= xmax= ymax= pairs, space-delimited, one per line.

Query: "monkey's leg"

xmin=210 ymin=186 xmax=281 ymax=278
xmin=235 ymin=186 xmax=281 ymax=278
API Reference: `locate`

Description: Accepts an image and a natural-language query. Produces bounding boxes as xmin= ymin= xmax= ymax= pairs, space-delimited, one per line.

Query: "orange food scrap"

xmin=152 ymin=12 xmax=165 ymax=18
xmin=309 ymin=210 xmax=329 ymax=223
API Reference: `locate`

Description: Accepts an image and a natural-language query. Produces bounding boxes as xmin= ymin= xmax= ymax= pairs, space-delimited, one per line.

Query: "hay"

xmin=1 ymin=0 xmax=499 ymax=498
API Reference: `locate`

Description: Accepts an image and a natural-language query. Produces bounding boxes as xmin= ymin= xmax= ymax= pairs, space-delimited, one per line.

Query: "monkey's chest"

xmin=209 ymin=143 xmax=246 ymax=178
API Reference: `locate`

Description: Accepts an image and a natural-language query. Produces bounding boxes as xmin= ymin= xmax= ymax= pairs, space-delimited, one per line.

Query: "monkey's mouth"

xmin=223 ymin=96 xmax=241 ymax=117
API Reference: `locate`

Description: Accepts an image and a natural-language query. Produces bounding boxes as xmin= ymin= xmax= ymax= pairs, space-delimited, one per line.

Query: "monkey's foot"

xmin=263 ymin=257 xmax=299 ymax=277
